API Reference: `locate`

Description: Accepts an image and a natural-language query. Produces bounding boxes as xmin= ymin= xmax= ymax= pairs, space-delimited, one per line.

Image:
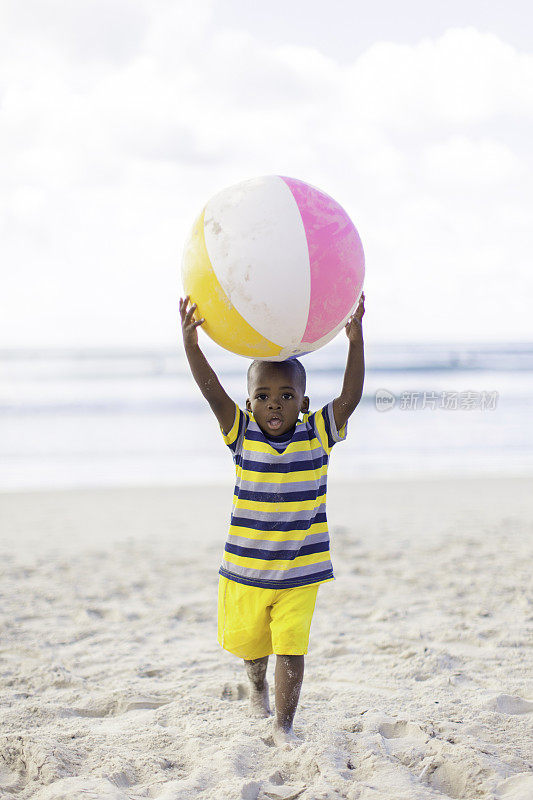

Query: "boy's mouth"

xmin=267 ymin=416 xmax=282 ymax=430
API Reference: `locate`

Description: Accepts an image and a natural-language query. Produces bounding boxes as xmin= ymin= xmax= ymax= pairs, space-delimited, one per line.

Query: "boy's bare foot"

xmin=244 ymin=656 xmax=271 ymax=717
xmin=248 ymin=679 xmax=272 ymax=718
xmin=272 ymin=720 xmax=302 ymax=750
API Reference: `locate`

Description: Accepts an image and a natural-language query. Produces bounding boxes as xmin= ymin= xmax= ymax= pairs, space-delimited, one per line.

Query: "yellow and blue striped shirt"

xmin=219 ymin=401 xmax=347 ymax=589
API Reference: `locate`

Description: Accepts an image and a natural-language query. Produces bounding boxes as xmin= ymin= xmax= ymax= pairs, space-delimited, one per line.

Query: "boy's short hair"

xmin=247 ymin=358 xmax=306 ymax=396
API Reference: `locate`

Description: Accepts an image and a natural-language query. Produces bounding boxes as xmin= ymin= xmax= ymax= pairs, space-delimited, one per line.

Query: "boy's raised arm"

xmin=179 ymin=296 xmax=236 ymax=435
xmin=332 ymin=292 xmax=365 ymax=432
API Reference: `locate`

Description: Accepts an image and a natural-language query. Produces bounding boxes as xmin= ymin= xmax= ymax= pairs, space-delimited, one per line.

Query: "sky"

xmin=0 ymin=0 xmax=532 ymax=348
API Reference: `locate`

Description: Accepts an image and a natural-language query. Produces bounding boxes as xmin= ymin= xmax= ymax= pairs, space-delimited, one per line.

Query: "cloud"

xmin=343 ymin=27 xmax=533 ymax=129
xmin=0 ymin=8 xmax=532 ymax=346
xmin=421 ymin=135 xmax=522 ymax=187
xmin=0 ymin=0 xmax=149 ymax=65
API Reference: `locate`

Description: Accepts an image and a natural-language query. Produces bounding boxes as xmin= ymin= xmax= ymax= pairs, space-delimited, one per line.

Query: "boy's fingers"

xmin=180 ymin=302 xmax=195 ymax=325
xmin=193 ymin=318 xmax=205 ymax=328
xmin=185 ymin=304 xmax=197 ymax=322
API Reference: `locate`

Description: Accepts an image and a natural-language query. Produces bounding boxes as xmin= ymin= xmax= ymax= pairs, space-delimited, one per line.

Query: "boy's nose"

xmin=268 ymin=398 xmax=282 ymax=409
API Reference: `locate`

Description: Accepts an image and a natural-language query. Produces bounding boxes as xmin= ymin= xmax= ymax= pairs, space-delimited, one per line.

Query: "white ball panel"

xmin=203 ymin=176 xmax=310 ymax=347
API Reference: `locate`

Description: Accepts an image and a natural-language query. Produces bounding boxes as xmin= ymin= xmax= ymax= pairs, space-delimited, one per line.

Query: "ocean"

xmin=1 ymin=339 xmax=532 ymax=491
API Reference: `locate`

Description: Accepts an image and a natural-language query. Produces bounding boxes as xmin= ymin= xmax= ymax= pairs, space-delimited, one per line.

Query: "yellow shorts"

xmin=217 ymin=575 xmax=320 ymax=660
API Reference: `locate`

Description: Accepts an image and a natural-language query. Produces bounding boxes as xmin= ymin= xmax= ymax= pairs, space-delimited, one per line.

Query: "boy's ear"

xmin=301 ymin=395 xmax=310 ymax=413
xmin=246 ymin=398 xmax=252 ymax=412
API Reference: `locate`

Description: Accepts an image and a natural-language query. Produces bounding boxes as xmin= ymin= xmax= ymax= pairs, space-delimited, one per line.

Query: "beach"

xmin=1 ymin=474 xmax=532 ymax=800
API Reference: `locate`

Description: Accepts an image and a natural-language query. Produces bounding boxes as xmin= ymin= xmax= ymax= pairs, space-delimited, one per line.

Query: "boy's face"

xmin=246 ymin=363 xmax=309 ymax=437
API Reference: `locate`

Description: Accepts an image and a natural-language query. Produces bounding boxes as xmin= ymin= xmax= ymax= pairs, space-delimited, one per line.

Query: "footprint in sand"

xmin=104 ymin=768 xmax=136 ymax=788
xmin=240 ymin=780 xmax=262 ymax=799
xmin=71 ymin=693 xmax=172 ymax=717
xmin=137 ymin=665 xmax=167 ymax=678
xmin=342 ymin=720 xmax=364 ymax=734
xmin=257 ymin=785 xmax=306 ymax=800
xmin=495 ymin=772 xmax=533 ymax=800
xmin=378 ymin=720 xmax=427 ymax=740
xmin=242 ymin=770 xmax=304 ymax=798
xmin=221 ymin=682 xmax=248 ymax=701
xmin=0 ymin=736 xmax=83 ymax=791
xmin=424 ymin=761 xmax=470 ymax=798
xmin=484 ymin=694 xmax=533 ymax=715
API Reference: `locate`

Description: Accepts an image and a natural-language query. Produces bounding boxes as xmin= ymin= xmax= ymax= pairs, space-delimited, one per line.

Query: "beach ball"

xmin=181 ymin=175 xmax=365 ymax=360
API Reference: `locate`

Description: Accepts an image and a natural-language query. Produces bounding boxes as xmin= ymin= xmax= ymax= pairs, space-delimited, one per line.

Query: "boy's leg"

xmin=273 ymin=654 xmax=304 ymax=746
xmin=244 ymin=655 xmax=271 ymax=717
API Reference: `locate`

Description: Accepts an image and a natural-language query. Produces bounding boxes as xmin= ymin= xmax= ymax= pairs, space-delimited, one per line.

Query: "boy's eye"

xmin=254 ymin=392 xmax=293 ymax=401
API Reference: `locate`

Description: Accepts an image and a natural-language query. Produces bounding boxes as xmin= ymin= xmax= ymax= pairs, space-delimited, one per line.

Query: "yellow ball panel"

xmin=182 ymin=208 xmax=282 ymax=359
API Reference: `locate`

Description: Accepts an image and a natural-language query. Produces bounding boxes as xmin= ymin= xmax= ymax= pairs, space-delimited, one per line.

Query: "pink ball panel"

xmin=280 ymin=176 xmax=365 ymax=344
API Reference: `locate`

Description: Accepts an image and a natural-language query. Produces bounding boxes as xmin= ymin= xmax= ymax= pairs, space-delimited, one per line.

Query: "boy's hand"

xmin=179 ymin=295 xmax=236 ymax=435
xmin=179 ymin=295 xmax=205 ymax=349
xmin=333 ymin=290 xmax=365 ymax=430
xmin=345 ymin=291 xmax=365 ymax=344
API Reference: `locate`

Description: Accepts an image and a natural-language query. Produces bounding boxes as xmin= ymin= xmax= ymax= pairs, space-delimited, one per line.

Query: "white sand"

xmin=1 ymin=476 xmax=532 ymax=800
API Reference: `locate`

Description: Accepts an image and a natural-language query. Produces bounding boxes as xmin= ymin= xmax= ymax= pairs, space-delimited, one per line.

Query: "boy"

xmin=179 ymin=292 xmax=365 ymax=749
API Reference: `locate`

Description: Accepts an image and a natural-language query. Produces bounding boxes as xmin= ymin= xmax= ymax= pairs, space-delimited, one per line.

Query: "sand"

xmin=0 ymin=475 xmax=532 ymax=800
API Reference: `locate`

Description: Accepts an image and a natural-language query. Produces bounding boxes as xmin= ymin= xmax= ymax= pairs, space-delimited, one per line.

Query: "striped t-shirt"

xmin=218 ymin=400 xmax=347 ymax=589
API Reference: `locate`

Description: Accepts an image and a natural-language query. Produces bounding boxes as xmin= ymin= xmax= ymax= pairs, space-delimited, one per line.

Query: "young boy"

xmin=179 ymin=292 xmax=365 ymax=749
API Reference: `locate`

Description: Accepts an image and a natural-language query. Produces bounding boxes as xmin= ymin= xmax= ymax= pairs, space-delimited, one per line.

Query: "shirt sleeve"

xmin=307 ymin=400 xmax=348 ymax=456
xmin=220 ymin=402 xmax=250 ymax=458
